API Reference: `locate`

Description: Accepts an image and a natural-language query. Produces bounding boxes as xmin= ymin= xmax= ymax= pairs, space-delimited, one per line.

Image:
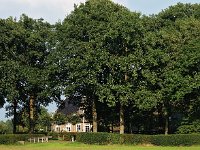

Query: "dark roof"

xmin=57 ymin=98 xmax=79 ymax=115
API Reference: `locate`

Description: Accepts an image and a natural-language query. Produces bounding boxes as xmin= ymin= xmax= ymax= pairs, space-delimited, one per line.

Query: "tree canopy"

xmin=0 ymin=0 xmax=200 ymax=134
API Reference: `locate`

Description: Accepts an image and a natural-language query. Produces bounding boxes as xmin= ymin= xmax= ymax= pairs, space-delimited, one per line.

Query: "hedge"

xmin=74 ymin=132 xmax=200 ymax=146
xmin=0 ymin=134 xmax=45 ymax=144
xmin=76 ymin=132 xmax=110 ymax=144
xmin=60 ymin=132 xmax=77 ymax=141
xmin=26 ymin=132 xmax=200 ymax=146
xmin=47 ymin=132 xmax=59 ymax=140
xmin=75 ymin=133 xmax=151 ymax=145
xmin=47 ymin=132 xmax=78 ymax=141
xmin=151 ymin=134 xmax=200 ymax=146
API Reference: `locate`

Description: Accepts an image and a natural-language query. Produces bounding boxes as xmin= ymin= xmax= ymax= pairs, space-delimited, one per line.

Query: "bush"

xmin=176 ymin=125 xmax=196 ymax=134
xmin=0 ymin=135 xmax=18 ymax=144
xmin=0 ymin=134 xmax=45 ymax=144
xmin=151 ymin=134 xmax=200 ymax=146
xmin=76 ymin=133 xmax=152 ymax=145
xmin=48 ymin=132 xmax=59 ymax=140
xmin=107 ymin=133 xmax=120 ymax=144
xmin=120 ymin=134 xmax=151 ymax=145
xmin=47 ymin=132 xmax=78 ymax=141
xmin=60 ymin=132 xmax=77 ymax=141
xmin=75 ymin=132 xmax=200 ymax=146
xmin=176 ymin=120 xmax=200 ymax=134
xmin=76 ymin=132 xmax=110 ymax=144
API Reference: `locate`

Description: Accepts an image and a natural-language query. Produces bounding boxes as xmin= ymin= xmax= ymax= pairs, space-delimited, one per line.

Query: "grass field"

xmin=1 ymin=141 xmax=200 ymax=150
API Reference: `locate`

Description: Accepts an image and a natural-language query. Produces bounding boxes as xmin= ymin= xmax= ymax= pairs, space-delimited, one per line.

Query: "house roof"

xmin=57 ymin=98 xmax=79 ymax=115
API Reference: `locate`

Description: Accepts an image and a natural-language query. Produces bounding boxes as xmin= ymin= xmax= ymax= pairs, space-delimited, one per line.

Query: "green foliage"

xmin=47 ymin=132 xmax=78 ymax=141
xmin=158 ymin=3 xmax=200 ymax=21
xmin=76 ymin=132 xmax=150 ymax=145
xmin=177 ymin=120 xmax=200 ymax=134
xmin=35 ymin=107 xmax=52 ymax=132
xmin=139 ymin=2 xmax=200 ymax=134
xmin=120 ymin=134 xmax=151 ymax=145
xmin=0 ymin=14 xmax=57 ymax=133
xmin=60 ymin=132 xmax=77 ymax=141
xmin=55 ymin=0 xmax=146 ymax=134
xmin=66 ymin=114 xmax=81 ymax=125
xmin=0 ymin=134 xmax=45 ymax=144
xmin=76 ymin=132 xmax=111 ymax=145
xmin=76 ymin=132 xmax=200 ymax=146
xmin=53 ymin=113 xmax=66 ymax=125
xmin=47 ymin=132 xmax=59 ymax=140
xmin=151 ymin=134 xmax=200 ymax=146
xmin=0 ymin=120 xmax=13 ymax=134
xmin=0 ymin=135 xmax=19 ymax=144
xmin=0 ymin=1 xmax=200 ymax=135
xmin=34 ymin=1 xmax=200 ymax=135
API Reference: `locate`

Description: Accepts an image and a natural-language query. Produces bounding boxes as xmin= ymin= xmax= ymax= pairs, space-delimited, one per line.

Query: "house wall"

xmin=52 ymin=98 xmax=92 ymax=132
xmin=52 ymin=122 xmax=92 ymax=132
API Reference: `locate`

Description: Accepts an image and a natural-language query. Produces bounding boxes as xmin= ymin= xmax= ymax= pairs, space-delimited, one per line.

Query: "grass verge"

xmin=0 ymin=141 xmax=200 ymax=150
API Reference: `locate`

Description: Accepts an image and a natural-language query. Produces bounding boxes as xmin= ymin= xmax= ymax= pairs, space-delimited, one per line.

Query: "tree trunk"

xmin=13 ymin=99 xmax=17 ymax=134
xmin=111 ymin=121 xmax=114 ymax=133
xmin=164 ymin=111 xmax=169 ymax=135
xmin=29 ymin=95 xmax=35 ymax=133
xmin=119 ymin=71 xmax=128 ymax=134
xmin=92 ymin=99 xmax=98 ymax=132
xmin=119 ymin=104 xmax=124 ymax=134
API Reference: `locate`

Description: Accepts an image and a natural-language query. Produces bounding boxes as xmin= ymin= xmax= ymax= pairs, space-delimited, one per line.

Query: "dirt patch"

xmin=139 ymin=143 xmax=155 ymax=147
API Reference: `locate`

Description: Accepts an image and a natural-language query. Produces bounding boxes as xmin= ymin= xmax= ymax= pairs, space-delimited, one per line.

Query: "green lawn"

xmin=0 ymin=141 xmax=200 ymax=150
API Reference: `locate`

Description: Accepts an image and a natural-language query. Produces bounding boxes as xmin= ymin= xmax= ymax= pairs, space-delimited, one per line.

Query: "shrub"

xmin=76 ymin=132 xmax=110 ymax=144
xmin=47 ymin=132 xmax=78 ymax=141
xmin=0 ymin=134 xmax=45 ymax=144
xmin=48 ymin=132 xmax=59 ymax=140
xmin=176 ymin=120 xmax=200 ymax=134
xmin=76 ymin=132 xmax=200 ymax=146
xmin=60 ymin=132 xmax=77 ymax=141
xmin=107 ymin=133 xmax=120 ymax=144
xmin=151 ymin=134 xmax=200 ymax=146
xmin=0 ymin=135 xmax=18 ymax=144
xmin=120 ymin=134 xmax=151 ymax=145
xmin=76 ymin=133 xmax=152 ymax=145
xmin=176 ymin=125 xmax=196 ymax=134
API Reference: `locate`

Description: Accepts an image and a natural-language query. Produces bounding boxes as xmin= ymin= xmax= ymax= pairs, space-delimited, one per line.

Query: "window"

xmin=76 ymin=124 xmax=81 ymax=132
xmin=85 ymin=125 xmax=90 ymax=132
xmin=66 ymin=123 xmax=71 ymax=132
xmin=66 ymin=127 xmax=71 ymax=132
xmin=56 ymin=127 xmax=60 ymax=132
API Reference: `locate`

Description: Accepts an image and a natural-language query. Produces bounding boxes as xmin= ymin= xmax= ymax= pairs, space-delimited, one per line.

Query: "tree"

xmin=0 ymin=17 xmax=25 ymax=133
xmin=0 ymin=120 xmax=13 ymax=134
xmin=35 ymin=107 xmax=52 ymax=132
xmin=53 ymin=112 xmax=66 ymax=125
xmin=140 ymin=3 xmax=200 ymax=134
xmin=0 ymin=15 xmax=56 ymax=133
xmin=177 ymin=38 xmax=200 ymax=128
xmin=66 ymin=113 xmax=81 ymax=125
xmin=54 ymin=0 xmax=145 ymax=134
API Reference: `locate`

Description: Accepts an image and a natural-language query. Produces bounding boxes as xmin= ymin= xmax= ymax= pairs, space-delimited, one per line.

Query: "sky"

xmin=0 ymin=0 xmax=199 ymax=120
xmin=0 ymin=0 xmax=200 ymax=23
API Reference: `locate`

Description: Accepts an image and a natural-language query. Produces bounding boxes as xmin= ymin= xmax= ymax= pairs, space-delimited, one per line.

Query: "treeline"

xmin=0 ymin=0 xmax=200 ymax=134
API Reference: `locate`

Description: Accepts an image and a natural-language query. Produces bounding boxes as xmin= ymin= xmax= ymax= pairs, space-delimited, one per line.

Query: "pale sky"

xmin=0 ymin=0 xmax=199 ymax=120
xmin=0 ymin=0 xmax=199 ymax=23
